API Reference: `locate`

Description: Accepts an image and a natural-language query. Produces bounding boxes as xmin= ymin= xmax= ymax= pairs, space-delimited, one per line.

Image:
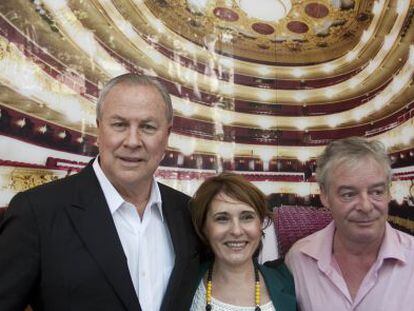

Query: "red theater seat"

xmin=274 ymin=206 xmax=332 ymax=257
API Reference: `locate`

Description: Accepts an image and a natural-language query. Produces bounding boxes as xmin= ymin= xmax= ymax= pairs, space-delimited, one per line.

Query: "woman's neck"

xmin=212 ymin=259 xmax=255 ymax=284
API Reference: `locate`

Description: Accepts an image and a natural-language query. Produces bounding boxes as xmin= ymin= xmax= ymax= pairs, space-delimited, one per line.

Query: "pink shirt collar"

xmin=299 ymin=221 xmax=407 ymax=273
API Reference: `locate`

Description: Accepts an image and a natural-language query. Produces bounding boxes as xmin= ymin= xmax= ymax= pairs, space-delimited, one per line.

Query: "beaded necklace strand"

xmin=205 ymin=261 xmax=261 ymax=311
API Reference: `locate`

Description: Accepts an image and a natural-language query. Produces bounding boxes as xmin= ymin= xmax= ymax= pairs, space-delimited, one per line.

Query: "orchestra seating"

xmin=274 ymin=206 xmax=332 ymax=257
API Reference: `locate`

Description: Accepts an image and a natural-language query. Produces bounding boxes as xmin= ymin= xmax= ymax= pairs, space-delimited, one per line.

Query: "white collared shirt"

xmin=93 ymin=159 xmax=175 ymax=311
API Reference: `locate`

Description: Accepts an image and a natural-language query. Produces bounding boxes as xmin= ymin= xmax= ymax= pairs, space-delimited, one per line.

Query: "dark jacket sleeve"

xmin=0 ymin=192 xmax=40 ymax=311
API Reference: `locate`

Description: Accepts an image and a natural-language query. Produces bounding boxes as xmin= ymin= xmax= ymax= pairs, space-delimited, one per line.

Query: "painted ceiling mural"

xmin=0 ymin=0 xmax=413 ymax=230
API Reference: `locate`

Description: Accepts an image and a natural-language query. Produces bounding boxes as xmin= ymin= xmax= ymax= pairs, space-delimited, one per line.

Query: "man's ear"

xmin=96 ymin=119 xmax=100 ymax=147
xmin=167 ymin=123 xmax=172 ymax=135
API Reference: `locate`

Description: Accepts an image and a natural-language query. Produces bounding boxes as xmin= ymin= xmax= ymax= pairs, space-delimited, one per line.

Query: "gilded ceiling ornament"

xmin=146 ymin=0 xmax=372 ymax=64
xmin=0 ymin=36 xmax=9 ymax=60
xmin=9 ymin=169 xmax=60 ymax=192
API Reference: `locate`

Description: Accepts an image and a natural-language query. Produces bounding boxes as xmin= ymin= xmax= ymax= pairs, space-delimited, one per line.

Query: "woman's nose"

xmin=230 ymin=220 xmax=243 ymax=236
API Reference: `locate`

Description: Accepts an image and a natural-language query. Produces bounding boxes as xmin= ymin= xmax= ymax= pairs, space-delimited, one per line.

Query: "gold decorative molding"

xmin=0 ymin=36 xmax=12 ymax=61
xmin=145 ymin=0 xmax=372 ymax=63
xmin=9 ymin=170 xmax=59 ymax=192
xmin=2 ymin=168 xmax=66 ymax=193
xmin=388 ymin=215 xmax=414 ymax=233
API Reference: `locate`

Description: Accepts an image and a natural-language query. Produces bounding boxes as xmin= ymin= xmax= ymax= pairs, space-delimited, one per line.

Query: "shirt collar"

xmin=300 ymin=221 xmax=407 ymax=271
xmin=376 ymin=222 xmax=406 ymax=264
xmin=300 ymin=220 xmax=336 ymax=272
xmin=92 ymin=157 xmax=164 ymax=222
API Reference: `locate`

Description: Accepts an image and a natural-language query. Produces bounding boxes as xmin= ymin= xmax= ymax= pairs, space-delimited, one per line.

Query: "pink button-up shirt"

xmin=286 ymin=221 xmax=414 ymax=311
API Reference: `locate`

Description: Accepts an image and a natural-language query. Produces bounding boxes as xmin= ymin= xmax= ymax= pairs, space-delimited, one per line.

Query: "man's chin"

xmin=349 ymin=226 xmax=384 ymax=243
xmin=352 ymin=220 xmax=377 ymax=227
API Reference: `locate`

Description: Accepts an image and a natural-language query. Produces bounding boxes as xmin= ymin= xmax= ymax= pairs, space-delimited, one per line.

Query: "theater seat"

xmin=274 ymin=206 xmax=332 ymax=257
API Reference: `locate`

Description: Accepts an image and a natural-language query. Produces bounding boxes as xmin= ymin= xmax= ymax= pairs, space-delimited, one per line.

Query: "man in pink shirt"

xmin=286 ymin=137 xmax=414 ymax=311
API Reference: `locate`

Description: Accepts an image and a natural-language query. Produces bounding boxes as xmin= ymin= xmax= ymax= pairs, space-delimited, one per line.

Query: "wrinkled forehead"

xmin=326 ymin=155 xmax=389 ymax=187
xmin=102 ymin=83 xmax=170 ymax=117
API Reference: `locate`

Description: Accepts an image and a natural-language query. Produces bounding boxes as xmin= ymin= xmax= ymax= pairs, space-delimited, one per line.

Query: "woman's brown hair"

xmin=189 ymin=173 xmax=272 ymax=255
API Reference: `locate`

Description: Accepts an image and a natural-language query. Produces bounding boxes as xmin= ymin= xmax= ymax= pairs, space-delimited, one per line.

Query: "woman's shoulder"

xmin=195 ymin=260 xmax=211 ymax=283
xmin=261 ymin=258 xmax=291 ymax=280
xmin=260 ymin=258 xmax=297 ymax=311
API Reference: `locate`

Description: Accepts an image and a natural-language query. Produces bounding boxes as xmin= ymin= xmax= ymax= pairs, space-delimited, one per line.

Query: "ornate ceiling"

xmin=1 ymin=0 xmax=414 ymax=225
xmin=146 ymin=0 xmax=372 ymax=64
xmin=0 ymin=0 xmax=413 ymax=161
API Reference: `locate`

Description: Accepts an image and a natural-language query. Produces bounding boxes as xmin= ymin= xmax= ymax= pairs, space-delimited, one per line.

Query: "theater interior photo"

xmin=0 ymin=0 xmax=413 ymax=256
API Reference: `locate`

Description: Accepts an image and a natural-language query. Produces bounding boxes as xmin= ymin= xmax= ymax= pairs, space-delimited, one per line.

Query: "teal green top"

xmin=194 ymin=259 xmax=297 ymax=311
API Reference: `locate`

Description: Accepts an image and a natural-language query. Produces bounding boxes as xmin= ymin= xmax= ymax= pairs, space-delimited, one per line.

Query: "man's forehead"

xmin=101 ymin=83 xmax=169 ymax=115
xmin=107 ymin=114 xmax=157 ymax=121
xmin=332 ymin=156 xmax=383 ymax=173
xmin=325 ymin=156 xmax=388 ymax=185
xmin=336 ymin=181 xmax=387 ymax=190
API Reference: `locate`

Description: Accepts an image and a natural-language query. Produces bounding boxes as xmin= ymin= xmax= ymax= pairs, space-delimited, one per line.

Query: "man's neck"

xmin=333 ymin=231 xmax=384 ymax=300
xmin=115 ymin=180 xmax=153 ymax=217
xmin=333 ymin=231 xmax=383 ymax=258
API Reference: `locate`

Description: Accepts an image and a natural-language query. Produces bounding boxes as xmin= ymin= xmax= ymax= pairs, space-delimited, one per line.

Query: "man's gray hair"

xmin=316 ymin=137 xmax=392 ymax=190
xmin=96 ymin=73 xmax=173 ymax=123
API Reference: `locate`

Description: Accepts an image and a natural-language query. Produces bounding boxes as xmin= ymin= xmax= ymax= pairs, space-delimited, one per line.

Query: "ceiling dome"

xmin=239 ymin=0 xmax=292 ymax=22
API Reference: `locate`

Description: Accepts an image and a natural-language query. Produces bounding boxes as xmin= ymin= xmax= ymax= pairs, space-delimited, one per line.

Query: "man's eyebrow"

xmin=337 ymin=185 xmax=356 ymax=191
xmin=369 ymin=182 xmax=387 ymax=188
xmin=337 ymin=182 xmax=387 ymax=191
xmin=108 ymin=115 xmax=126 ymax=121
xmin=140 ymin=118 xmax=157 ymax=123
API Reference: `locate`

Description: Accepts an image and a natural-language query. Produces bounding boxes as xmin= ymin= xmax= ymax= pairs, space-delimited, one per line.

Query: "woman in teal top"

xmin=189 ymin=173 xmax=296 ymax=311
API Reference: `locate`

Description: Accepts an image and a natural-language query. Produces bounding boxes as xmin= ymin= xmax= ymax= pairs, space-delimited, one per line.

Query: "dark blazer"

xmin=0 ymin=162 xmax=200 ymax=311
xmin=194 ymin=259 xmax=297 ymax=310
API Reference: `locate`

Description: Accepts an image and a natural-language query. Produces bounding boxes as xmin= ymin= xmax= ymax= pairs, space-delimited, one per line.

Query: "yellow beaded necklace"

xmin=205 ymin=262 xmax=261 ymax=311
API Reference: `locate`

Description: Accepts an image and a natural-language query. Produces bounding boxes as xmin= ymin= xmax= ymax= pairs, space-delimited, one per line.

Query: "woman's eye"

xmin=215 ymin=216 xmax=228 ymax=222
xmin=214 ymin=215 xmax=229 ymax=222
xmin=241 ymin=214 xmax=255 ymax=221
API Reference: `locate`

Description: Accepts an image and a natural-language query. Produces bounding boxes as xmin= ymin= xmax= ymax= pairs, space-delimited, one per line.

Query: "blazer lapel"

xmin=65 ymin=163 xmax=141 ymax=311
xmin=159 ymin=185 xmax=192 ymax=310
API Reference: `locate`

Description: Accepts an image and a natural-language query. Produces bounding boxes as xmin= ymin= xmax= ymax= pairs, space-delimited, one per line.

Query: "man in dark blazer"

xmin=0 ymin=74 xmax=200 ymax=311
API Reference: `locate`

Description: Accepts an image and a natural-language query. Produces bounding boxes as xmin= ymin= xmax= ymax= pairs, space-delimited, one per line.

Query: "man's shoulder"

xmin=158 ymin=182 xmax=190 ymax=202
xmin=20 ymin=169 xmax=86 ymax=198
xmin=285 ymin=224 xmax=332 ymax=267
xmin=391 ymin=225 xmax=414 ymax=251
xmin=9 ymin=168 xmax=92 ymax=212
xmin=289 ymin=225 xmax=328 ymax=253
xmin=4 ymin=171 xmax=91 ymax=225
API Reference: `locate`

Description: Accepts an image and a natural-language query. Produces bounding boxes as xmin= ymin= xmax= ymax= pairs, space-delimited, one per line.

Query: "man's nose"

xmin=124 ymin=128 xmax=142 ymax=148
xmin=357 ymin=192 xmax=374 ymax=213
